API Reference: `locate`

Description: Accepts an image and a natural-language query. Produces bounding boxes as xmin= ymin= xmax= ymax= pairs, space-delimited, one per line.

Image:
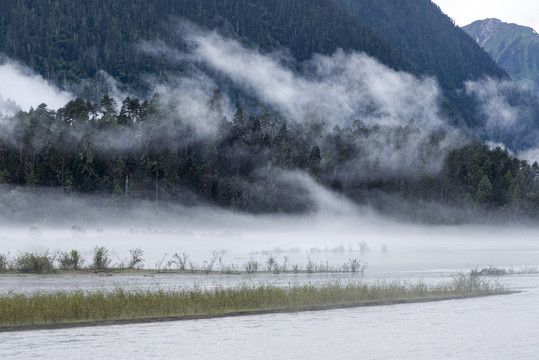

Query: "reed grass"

xmin=0 ymin=248 xmax=368 ymax=275
xmin=0 ymin=274 xmax=508 ymax=330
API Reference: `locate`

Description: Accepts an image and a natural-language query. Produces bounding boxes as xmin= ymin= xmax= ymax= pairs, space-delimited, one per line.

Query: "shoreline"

xmin=0 ymin=291 xmax=515 ymax=333
xmin=0 ymin=268 xmax=365 ymax=277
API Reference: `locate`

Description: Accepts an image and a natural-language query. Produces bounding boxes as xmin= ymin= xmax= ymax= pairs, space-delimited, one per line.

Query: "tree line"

xmin=1 ymin=91 xmax=538 ymax=224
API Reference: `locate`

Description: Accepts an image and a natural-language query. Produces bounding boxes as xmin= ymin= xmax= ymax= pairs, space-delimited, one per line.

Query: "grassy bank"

xmin=0 ymin=275 xmax=511 ymax=331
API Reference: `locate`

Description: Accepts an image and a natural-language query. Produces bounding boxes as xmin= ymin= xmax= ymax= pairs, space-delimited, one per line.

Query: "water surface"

xmin=1 ymin=221 xmax=538 ymax=359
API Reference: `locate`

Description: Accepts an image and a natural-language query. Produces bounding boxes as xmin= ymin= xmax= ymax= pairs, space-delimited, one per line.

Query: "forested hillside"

xmin=335 ymin=0 xmax=506 ymax=89
xmin=0 ymin=0 xmax=509 ymax=122
xmin=334 ymin=0 xmax=508 ymax=126
xmin=0 ymin=0 xmax=406 ymax=92
xmin=2 ymin=0 xmax=539 ymax=224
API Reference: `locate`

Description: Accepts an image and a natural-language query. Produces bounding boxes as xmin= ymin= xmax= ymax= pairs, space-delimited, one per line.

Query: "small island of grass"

xmin=0 ymin=274 xmax=513 ymax=332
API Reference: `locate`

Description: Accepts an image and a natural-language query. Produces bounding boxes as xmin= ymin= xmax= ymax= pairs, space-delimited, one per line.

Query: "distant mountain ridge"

xmin=335 ymin=0 xmax=507 ymax=93
xmin=463 ymin=18 xmax=539 ymax=94
xmin=332 ymin=0 xmax=508 ymax=129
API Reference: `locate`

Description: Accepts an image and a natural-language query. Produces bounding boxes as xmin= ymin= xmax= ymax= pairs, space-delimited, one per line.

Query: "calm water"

xmin=1 ymin=275 xmax=538 ymax=359
xmin=1 ymin=221 xmax=539 ymax=359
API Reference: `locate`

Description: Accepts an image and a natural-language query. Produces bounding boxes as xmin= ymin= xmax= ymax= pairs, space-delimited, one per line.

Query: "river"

xmin=1 ymin=219 xmax=538 ymax=359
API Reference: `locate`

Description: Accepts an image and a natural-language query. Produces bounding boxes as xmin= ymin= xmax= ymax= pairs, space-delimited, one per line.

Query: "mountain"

xmin=333 ymin=0 xmax=508 ymax=126
xmin=1 ymin=0 xmax=538 ymax=223
xmin=463 ymin=18 xmax=539 ymax=94
xmin=0 ymin=0 xmax=407 ymax=93
xmin=0 ymin=1 xmax=507 ymax=110
xmin=335 ymin=0 xmax=506 ymax=90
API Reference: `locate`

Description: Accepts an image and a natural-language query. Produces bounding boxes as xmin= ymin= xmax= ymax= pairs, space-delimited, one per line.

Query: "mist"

xmin=1 ymin=183 xmax=538 ymax=276
xmin=1 ymin=22 xmax=538 ymax=250
xmin=189 ymin=31 xmax=446 ymax=131
xmin=142 ymin=24 xmax=449 ymax=132
xmin=0 ymin=56 xmax=73 ymax=115
xmin=466 ymin=77 xmax=539 ymax=157
xmin=135 ymin=23 xmax=466 ymax=181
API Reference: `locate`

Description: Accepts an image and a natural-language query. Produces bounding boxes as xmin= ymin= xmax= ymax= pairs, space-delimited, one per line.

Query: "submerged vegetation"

xmin=0 ymin=275 xmax=508 ymax=331
xmin=471 ymin=266 xmax=539 ymax=276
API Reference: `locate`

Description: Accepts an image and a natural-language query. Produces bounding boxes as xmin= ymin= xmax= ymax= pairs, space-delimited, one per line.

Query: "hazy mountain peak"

xmin=463 ymin=18 xmax=539 ymax=94
xmin=469 ymin=18 xmax=503 ymax=47
xmin=467 ymin=18 xmax=538 ymax=45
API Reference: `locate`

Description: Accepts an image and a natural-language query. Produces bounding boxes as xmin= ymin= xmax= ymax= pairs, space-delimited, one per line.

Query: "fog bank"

xmin=0 ymin=57 xmax=72 ymax=114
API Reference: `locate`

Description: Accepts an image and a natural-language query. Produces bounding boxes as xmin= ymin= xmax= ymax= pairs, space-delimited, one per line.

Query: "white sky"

xmin=432 ymin=0 xmax=539 ymax=32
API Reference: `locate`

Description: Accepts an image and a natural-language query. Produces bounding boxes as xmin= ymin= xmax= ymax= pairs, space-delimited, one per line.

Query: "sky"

xmin=433 ymin=0 xmax=539 ymax=32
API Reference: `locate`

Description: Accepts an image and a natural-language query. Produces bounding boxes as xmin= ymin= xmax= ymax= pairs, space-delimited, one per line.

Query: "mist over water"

xmin=2 ymin=199 xmax=538 ymax=277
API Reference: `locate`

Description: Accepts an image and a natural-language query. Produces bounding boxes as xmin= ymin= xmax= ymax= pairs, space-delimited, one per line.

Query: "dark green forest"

xmin=334 ymin=0 xmax=508 ymax=128
xmin=0 ymin=0 xmax=406 ymax=90
xmin=1 ymin=93 xmax=539 ymax=224
xmin=0 ymin=0 xmax=508 ymax=128
xmin=335 ymin=0 xmax=506 ymax=89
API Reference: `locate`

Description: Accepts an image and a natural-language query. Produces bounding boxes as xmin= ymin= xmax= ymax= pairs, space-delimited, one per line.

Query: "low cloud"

xmin=465 ymin=77 xmax=539 ymax=150
xmin=181 ymin=28 xmax=448 ymax=132
xmin=136 ymin=23 xmax=462 ymax=180
xmin=466 ymin=78 xmax=521 ymax=130
xmin=517 ymin=147 xmax=539 ymax=165
xmin=0 ymin=94 xmax=20 ymax=116
xmin=145 ymin=69 xmax=235 ymax=137
xmin=0 ymin=56 xmax=73 ymax=114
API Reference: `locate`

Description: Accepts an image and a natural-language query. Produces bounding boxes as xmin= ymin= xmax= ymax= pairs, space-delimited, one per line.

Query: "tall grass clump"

xmin=0 ymin=275 xmax=509 ymax=330
xmin=443 ymin=273 xmax=503 ymax=295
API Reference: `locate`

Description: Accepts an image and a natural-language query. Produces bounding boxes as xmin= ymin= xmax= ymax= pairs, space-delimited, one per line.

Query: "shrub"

xmin=0 ymin=253 xmax=9 ymax=272
xmin=359 ymin=242 xmax=369 ymax=253
xmin=15 ymin=251 xmax=54 ymax=273
xmin=202 ymin=252 xmax=220 ymax=274
xmin=57 ymin=250 xmax=83 ymax=270
xmin=244 ymin=258 xmax=259 ymax=273
xmin=92 ymin=246 xmax=111 ymax=270
xmin=306 ymin=255 xmax=315 ymax=273
xmin=127 ymin=248 xmax=145 ymax=269
xmin=266 ymin=254 xmax=277 ymax=272
xmin=168 ymin=252 xmax=189 ymax=271
xmin=347 ymin=258 xmax=367 ymax=273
